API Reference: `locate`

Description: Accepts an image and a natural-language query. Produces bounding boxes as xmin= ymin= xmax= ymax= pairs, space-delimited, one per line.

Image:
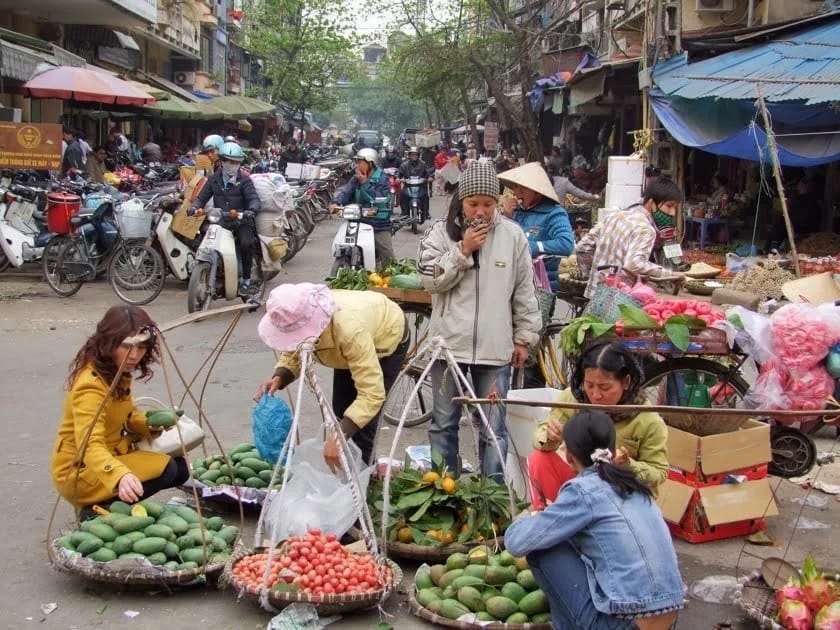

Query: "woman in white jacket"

xmin=418 ymin=161 xmax=542 ymax=477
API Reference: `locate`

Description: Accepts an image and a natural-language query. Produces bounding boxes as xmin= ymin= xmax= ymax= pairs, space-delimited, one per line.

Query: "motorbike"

xmin=0 ymin=184 xmax=53 ymax=271
xmin=652 ymin=227 xmax=690 ymax=295
xmin=330 ymin=202 xmax=384 ymax=274
xmin=400 ymin=175 xmax=428 ymax=234
xmin=186 ymin=208 xmax=279 ymax=313
xmin=147 ymin=194 xmax=198 ymax=282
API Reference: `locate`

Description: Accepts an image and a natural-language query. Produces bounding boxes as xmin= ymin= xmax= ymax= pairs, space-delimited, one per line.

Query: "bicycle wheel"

xmin=640 ymin=356 xmax=749 ymax=408
xmin=42 ymin=236 xmax=84 ymax=297
xmin=383 ymin=306 xmax=434 ymax=427
xmin=108 ymin=241 xmax=166 ymax=305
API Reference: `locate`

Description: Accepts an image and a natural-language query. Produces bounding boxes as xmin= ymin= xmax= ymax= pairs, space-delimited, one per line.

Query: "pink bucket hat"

xmin=258 ymin=283 xmax=338 ymax=351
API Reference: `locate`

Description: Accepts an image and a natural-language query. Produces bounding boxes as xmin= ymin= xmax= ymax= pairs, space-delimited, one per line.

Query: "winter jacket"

xmin=62 ymin=139 xmax=84 ymax=175
xmin=333 ymin=168 xmax=392 ymax=231
xmin=190 ymin=169 xmax=261 ymax=215
xmin=274 ymin=290 xmax=405 ymax=430
xmin=552 ymin=175 xmax=599 ymax=201
xmin=51 ymin=365 xmax=170 ymax=508
xmin=418 ymin=213 xmax=542 ymax=365
xmin=505 ymin=466 xmax=684 ymax=616
xmin=398 ymin=159 xmax=430 ymax=180
xmin=512 ymin=199 xmax=574 ymax=292
xmin=533 ymin=388 xmax=668 ymax=490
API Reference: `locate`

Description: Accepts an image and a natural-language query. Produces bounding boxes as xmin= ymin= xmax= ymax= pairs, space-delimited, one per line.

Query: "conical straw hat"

xmin=782 ymin=272 xmax=840 ymax=304
xmin=497 ymin=162 xmax=560 ymax=204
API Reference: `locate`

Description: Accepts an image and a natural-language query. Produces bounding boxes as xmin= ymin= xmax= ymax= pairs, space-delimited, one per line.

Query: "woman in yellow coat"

xmin=51 ymin=305 xmax=189 ymax=514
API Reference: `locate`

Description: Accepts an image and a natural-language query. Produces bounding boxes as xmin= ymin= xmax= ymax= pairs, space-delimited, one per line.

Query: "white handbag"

xmin=134 ymin=397 xmax=205 ymax=457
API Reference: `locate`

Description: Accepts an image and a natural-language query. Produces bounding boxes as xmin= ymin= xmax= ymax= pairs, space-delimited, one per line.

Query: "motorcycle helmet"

xmin=407 ymin=146 xmax=419 ymax=156
xmin=219 ymin=141 xmax=245 ymax=162
xmin=353 ymin=147 xmax=379 ymax=168
xmin=202 ymin=134 xmax=224 ymax=152
xmin=224 ymin=135 xmax=238 ymax=143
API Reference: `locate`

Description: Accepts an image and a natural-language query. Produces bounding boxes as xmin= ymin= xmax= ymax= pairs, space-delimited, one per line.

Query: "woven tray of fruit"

xmin=50 ymin=500 xmax=238 ymax=587
xmin=222 ymin=529 xmax=402 ymax=615
xmin=182 ymin=443 xmax=282 ymax=508
xmin=409 ymin=546 xmax=552 ymax=628
xmin=364 ymin=456 xmax=522 ymax=562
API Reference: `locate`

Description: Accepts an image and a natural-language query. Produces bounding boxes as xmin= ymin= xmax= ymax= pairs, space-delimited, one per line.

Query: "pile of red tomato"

xmin=231 ymin=529 xmax=389 ymax=597
xmin=641 ymin=298 xmax=725 ymax=326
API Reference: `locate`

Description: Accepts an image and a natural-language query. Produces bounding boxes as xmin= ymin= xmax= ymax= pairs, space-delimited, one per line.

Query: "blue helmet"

xmin=219 ymin=141 xmax=245 ymax=162
xmin=202 ymin=134 xmax=224 ymax=152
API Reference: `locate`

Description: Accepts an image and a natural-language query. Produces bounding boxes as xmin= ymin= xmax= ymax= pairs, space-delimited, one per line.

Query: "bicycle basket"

xmin=115 ymin=199 xmax=152 ymax=239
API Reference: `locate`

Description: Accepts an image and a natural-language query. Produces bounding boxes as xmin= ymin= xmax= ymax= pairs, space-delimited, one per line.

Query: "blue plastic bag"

xmin=252 ymin=393 xmax=293 ymax=464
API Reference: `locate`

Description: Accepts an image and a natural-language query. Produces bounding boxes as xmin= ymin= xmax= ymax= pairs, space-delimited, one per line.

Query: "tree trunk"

xmin=459 ymin=85 xmax=479 ymax=148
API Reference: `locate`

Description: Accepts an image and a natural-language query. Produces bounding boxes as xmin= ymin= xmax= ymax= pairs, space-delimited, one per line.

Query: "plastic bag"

xmin=252 ymin=394 xmax=293 ymax=464
xmin=628 ymin=280 xmax=657 ymax=305
xmin=263 ymin=438 xmax=372 ymax=539
xmin=533 ymin=257 xmax=551 ymax=292
xmin=251 ymin=173 xmax=295 ymax=238
xmin=769 ymin=303 xmax=840 ymax=375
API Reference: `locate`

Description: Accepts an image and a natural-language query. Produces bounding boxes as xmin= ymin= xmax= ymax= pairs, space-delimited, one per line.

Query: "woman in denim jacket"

xmin=505 ymin=411 xmax=684 ymax=630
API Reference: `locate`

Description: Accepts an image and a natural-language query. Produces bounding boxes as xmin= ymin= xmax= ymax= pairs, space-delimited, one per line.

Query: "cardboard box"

xmin=667 ymin=419 xmax=771 ymax=477
xmin=604 ymin=183 xmax=641 ymax=210
xmin=607 ymin=156 xmax=645 ymax=187
xmin=657 ymin=478 xmax=778 ymax=543
xmin=668 ymin=464 xmax=768 ymax=488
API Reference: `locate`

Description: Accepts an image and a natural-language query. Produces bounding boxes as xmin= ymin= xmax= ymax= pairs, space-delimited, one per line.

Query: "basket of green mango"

xmin=409 ymin=546 xmax=552 ymax=628
xmin=183 ymin=443 xmax=285 ymax=509
xmin=50 ymin=500 xmax=239 ymax=587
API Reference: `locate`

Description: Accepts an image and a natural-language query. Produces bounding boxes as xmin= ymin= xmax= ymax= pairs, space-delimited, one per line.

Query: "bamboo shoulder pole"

xmin=451 ymin=396 xmax=839 ymax=419
xmin=756 ymin=87 xmax=801 ymax=277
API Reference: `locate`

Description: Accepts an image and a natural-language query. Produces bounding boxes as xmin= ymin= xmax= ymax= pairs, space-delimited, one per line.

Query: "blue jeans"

xmin=428 ymin=361 xmax=510 ymax=478
xmin=529 ymin=543 xmax=636 ymax=630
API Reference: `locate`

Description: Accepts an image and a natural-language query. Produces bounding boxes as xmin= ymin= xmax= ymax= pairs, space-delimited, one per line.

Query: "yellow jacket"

xmin=532 ymin=389 xmax=668 ymax=489
xmin=50 ymin=365 xmax=169 ymax=508
xmin=274 ymin=290 xmax=405 ymax=429
xmin=194 ymin=153 xmax=214 ymax=176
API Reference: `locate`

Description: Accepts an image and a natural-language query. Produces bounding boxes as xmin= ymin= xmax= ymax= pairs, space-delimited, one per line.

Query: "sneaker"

xmin=238 ymin=279 xmax=252 ymax=296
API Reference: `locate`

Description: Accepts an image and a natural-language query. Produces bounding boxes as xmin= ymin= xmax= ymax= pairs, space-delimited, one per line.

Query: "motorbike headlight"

xmin=207 ymin=208 xmax=223 ymax=223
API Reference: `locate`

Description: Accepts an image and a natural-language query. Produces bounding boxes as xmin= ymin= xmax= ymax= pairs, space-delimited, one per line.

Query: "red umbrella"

xmin=22 ymin=66 xmax=155 ymax=106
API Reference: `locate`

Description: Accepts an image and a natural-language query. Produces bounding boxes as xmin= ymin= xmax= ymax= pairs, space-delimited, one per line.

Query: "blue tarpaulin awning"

xmin=651 ymin=15 xmax=840 ymax=166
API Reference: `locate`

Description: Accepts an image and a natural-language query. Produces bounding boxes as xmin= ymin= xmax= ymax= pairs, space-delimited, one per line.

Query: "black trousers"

xmin=83 ymin=456 xmax=190 ymax=509
xmin=233 ymin=217 xmax=257 ymax=279
xmin=332 ymin=323 xmax=410 ymax=464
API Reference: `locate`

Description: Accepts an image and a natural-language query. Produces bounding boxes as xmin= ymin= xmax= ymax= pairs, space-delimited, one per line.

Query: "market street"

xmin=0 ymin=195 xmax=838 ymax=630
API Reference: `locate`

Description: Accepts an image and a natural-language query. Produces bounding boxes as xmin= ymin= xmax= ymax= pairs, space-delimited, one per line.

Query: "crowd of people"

xmin=51 ymin=139 xmax=692 ymax=628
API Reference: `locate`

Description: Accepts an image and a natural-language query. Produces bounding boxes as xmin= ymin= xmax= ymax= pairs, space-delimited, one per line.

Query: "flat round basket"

xmin=736 ymin=575 xmax=778 ymax=629
xmin=223 ymin=548 xmax=402 ymax=616
xmin=385 ymin=536 xmax=505 ymax=562
xmin=409 ymin=588 xmax=552 ymax=629
xmin=685 ymin=280 xmax=727 ymax=296
xmin=685 ymin=270 xmax=722 ymax=280
xmin=556 ymin=276 xmax=587 ymax=299
xmin=50 ymin=539 xmax=227 ymax=588
xmin=661 ymin=411 xmax=748 ymax=437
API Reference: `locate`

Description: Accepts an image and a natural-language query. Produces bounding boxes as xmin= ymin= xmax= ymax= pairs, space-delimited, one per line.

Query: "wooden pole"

xmin=451 ymin=396 xmax=840 ymax=419
xmin=756 ymin=87 xmax=801 ymax=277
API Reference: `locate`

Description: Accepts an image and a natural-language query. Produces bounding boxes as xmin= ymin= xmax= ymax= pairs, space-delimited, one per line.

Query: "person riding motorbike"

xmin=280 ymin=139 xmax=308 ymax=175
xmin=194 ymin=134 xmax=224 ymax=176
xmin=397 ymin=146 xmax=431 ymax=223
xmin=381 ymin=147 xmax=401 ymax=169
xmin=329 ymin=148 xmax=394 ymax=268
xmin=187 ymin=142 xmax=262 ymax=296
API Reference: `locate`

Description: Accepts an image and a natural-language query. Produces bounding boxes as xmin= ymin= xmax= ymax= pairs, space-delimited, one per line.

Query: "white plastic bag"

xmin=263 ymin=438 xmax=372 ymax=540
xmin=136 ymin=415 xmax=205 ymax=456
xmin=251 ymin=173 xmax=295 ymax=237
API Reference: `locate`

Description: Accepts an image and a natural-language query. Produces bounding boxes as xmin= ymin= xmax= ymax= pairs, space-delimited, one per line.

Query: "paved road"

xmin=0 ymin=195 xmax=837 ymax=629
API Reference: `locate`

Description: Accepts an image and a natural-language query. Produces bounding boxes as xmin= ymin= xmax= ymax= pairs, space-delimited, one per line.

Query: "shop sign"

xmin=110 ymin=0 xmax=157 ymax=23
xmin=0 ymin=123 xmax=62 ymax=170
xmin=97 ymin=46 xmax=138 ymax=71
xmin=484 ymin=122 xmax=499 ymax=150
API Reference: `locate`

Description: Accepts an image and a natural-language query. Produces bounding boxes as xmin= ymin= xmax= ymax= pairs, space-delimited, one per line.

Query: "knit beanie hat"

xmin=458 ymin=160 xmax=499 ymax=201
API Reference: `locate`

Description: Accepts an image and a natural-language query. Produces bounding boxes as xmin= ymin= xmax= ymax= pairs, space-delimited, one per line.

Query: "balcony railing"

xmin=148 ymin=5 xmax=200 ymax=56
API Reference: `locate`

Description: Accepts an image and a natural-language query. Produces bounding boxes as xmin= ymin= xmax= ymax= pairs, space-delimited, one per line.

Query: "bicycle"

xmin=42 ymin=192 xmax=165 ymax=304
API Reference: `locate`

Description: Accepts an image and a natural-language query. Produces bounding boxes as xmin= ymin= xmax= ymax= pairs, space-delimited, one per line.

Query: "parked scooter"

xmin=0 ymin=185 xmax=53 ymax=271
xmin=186 ymin=207 xmax=279 ymax=312
xmin=652 ymin=227 xmax=690 ymax=295
xmin=330 ymin=202 xmax=383 ymax=274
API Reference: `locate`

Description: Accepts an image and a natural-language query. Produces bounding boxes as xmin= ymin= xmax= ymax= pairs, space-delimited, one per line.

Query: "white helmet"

xmin=407 ymin=146 xmax=419 ymax=155
xmin=202 ymin=134 xmax=224 ymax=152
xmin=353 ymin=147 xmax=379 ymax=167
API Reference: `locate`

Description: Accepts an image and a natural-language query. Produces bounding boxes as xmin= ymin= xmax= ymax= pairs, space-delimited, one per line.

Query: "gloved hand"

xmin=146 ymin=407 xmax=184 ymax=427
xmin=242 ymin=210 xmax=255 ymax=220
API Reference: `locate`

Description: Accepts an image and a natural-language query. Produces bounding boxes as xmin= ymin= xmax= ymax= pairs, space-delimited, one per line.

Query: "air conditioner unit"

xmin=173 ymin=71 xmax=195 ymax=87
xmin=696 ymin=0 xmax=734 ymax=11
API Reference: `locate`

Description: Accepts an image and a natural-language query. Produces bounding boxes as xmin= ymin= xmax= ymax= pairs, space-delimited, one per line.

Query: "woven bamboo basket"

xmin=221 ymin=548 xmax=402 ymax=616
xmin=49 ymin=539 xmax=228 ymax=588
xmin=346 ymin=526 xmax=505 ymax=563
xmin=685 ymin=280 xmax=728 ymax=296
xmin=409 ymin=588 xmax=552 ymax=629
xmin=661 ymin=411 xmax=749 ymax=436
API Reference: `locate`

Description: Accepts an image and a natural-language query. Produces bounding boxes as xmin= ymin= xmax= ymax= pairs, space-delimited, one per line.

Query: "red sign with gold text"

xmin=0 ymin=122 xmax=62 ymax=170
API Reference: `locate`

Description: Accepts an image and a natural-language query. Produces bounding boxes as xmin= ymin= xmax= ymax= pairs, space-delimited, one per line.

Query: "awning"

xmin=128 ymin=80 xmax=168 ymax=101
xmin=649 ymin=89 xmax=840 ymax=167
xmin=23 ymin=66 xmax=155 ymax=106
xmin=653 ymin=19 xmax=840 ymax=105
xmin=0 ymin=39 xmax=55 ymax=82
xmin=142 ymin=94 xmax=209 ymax=120
xmin=137 ymin=72 xmax=203 ymax=103
xmin=198 ymin=95 xmax=275 ymax=120
xmin=112 ymin=31 xmax=140 ymax=51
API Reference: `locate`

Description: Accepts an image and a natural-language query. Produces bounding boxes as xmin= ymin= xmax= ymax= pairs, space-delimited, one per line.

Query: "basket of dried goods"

xmin=409 ymin=546 xmax=553 ymax=628
xmin=182 ymin=443 xmax=283 ymax=509
xmin=737 ymin=555 xmax=840 ymax=629
xmin=50 ymin=500 xmax=238 ymax=587
xmin=685 ymin=262 xmax=723 ymax=280
xmin=730 ymin=259 xmax=795 ymax=301
xmin=364 ymin=454 xmax=521 ymax=563
xmin=223 ymin=529 xmax=402 ymax=615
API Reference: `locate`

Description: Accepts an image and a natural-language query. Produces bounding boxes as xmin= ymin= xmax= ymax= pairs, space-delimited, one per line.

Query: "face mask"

xmin=652 ymin=207 xmax=675 ymax=229
xmin=222 ymin=163 xmax=239 ymax=180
